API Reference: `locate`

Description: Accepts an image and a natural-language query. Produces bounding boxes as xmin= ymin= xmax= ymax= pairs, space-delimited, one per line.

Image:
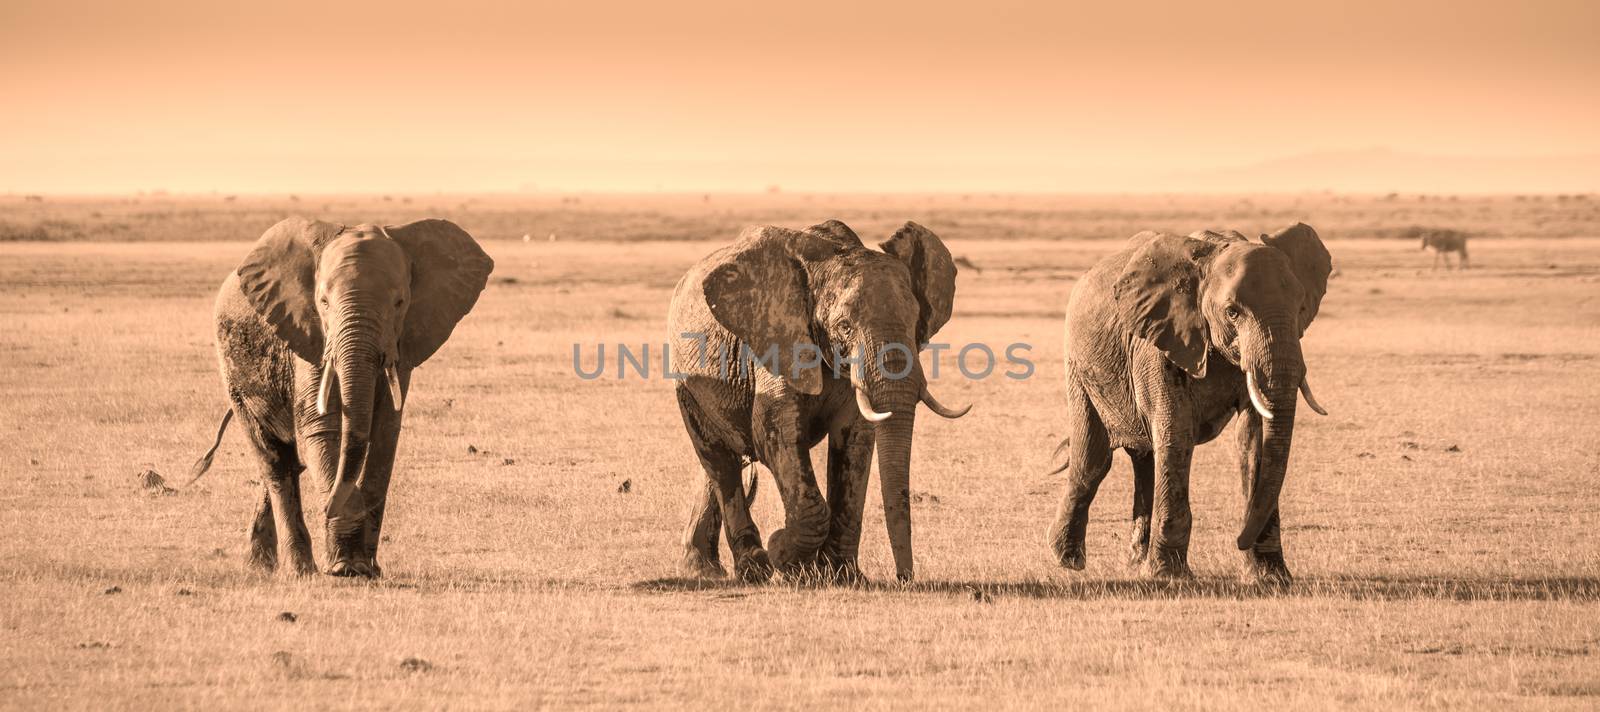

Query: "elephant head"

xmin=235 ymin=217 xmax=493 ymax=531
xmin=1113 ymin=223 xmax=1331 ymax=551
xmin=700 ymin=220 xmax=965 ymax=580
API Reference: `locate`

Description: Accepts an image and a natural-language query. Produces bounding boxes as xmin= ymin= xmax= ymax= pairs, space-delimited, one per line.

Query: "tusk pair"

xmin=855 ymin=386 xmax=974 ymax=422
xmin=314 ymin=354 xmax=404 ymax=414
xmin=1245 ymin=371 xmax=1330 ymax=420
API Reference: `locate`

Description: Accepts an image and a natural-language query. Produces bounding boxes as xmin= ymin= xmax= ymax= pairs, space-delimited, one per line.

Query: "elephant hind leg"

xmin=1045 ymin=381 xmax=1113 ymax=570
xmin=248 ymin=484 xmax=277 ymax=571
xmin=1126 ymin=448 xmax=1155 ymax=568
xmin=676 ymin=386 xmax=769 ymax=582
xmin=238 ymin=417 xmax=315 ymax=576
xmin=679 ymin=471 xmax=726 ymax=579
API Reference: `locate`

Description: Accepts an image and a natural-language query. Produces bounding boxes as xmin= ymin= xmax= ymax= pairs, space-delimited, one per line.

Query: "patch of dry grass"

xmin=1 ymin=198 xmax=1597 ymax=709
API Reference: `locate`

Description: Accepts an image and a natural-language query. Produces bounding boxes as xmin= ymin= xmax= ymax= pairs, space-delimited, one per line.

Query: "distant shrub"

xmin=0 ymin=219 xmax=92 ymax=241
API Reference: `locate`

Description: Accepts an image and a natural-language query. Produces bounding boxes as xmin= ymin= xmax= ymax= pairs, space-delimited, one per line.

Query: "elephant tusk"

xmin=1245 ymin=371 xmax=1274 ymax=421
xmin=385 ymin=361 xmax=404 ymax=411
xmin=317 ymin=357 xmax=338 ymax=416
xmin=920 ymin=385 xmax=971 ymax=419
xmin=378 ymin=225 xmax=394 ymax=240
xmin=1299 ymin=376 xmax=1328 ymax=416
xmin=855 ymin=387 xmax=892 ymax=422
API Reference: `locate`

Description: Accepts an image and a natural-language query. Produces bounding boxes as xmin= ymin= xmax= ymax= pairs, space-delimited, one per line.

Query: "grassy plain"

xmin=1 ymin=193 xmax=1598 ymax=709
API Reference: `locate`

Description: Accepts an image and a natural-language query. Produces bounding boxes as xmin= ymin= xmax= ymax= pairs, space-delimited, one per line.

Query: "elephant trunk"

xmin=324 ymin=311 xmax=383 ymax=534
xmin=859 ymin=343 xmax=922 ymax=582
xmin=1237 ymin=319 xmax=1303 ymax=550
xmin=875 ymin=405 xmax=917 ymax=582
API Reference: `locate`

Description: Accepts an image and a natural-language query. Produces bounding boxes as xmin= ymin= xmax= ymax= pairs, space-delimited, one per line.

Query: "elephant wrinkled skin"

xmin=670 ymin=220 xmax=968 ymax=583
xmin=1045 ymin=225 xmax=1332 ymax=583
xmin=199 ymin=217 xmax=492 ymax=577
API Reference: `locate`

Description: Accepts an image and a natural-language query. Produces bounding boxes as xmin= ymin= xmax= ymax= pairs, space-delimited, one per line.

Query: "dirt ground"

xmin=1 ymin=194 xmax=1598 ymax=709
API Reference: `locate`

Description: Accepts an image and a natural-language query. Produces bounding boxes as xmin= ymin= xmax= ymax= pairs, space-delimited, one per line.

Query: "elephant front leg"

xmin=1236 ymin=411 xmax=1291 ymax=583
xmin=1127 ymin=449 xmax=1154 ymax=569
xmin=752 ymin=394 xmax=829 ymax=578
xmin=818 ymin=425 xmax=874 ymax=584
xmin=344 ymin=384 xmax=407 ymax=578
xmin=1145 ymin=442 xmax=1196 ymax=579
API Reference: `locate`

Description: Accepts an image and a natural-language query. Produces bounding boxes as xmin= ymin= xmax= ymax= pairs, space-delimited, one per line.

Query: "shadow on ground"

xmin=632 ymin=574 xmax=1600 ymax=602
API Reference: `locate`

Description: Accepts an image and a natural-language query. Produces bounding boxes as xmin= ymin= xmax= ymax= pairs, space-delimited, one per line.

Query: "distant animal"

xmin=1045 ymin=225 xmax=1331 ymax=583
xmin=670 ymin=220 xmax=969 ymax=583
xmin=953 ymin=255 xmax=983 ymax=274
xmin=192 ymin=217 xmax=492 ymax=577
xmin=1411 ymin=227 xmax=1469 ymax=270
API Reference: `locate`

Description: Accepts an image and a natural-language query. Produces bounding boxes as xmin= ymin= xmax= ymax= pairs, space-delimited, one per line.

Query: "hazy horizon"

xmin=4 ymin=1 xmax=1596 ymax=193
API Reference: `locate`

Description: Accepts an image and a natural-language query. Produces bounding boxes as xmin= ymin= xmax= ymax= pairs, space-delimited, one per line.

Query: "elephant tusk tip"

xmin=1308 ymin=403 xmax=1329 ymax=416
xmin=863 ymin=410 xmax=892 ymax=423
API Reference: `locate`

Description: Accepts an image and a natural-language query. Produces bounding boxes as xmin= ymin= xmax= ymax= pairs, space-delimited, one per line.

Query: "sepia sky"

xmin=2 ymin=1 xmax=1596 ymax=193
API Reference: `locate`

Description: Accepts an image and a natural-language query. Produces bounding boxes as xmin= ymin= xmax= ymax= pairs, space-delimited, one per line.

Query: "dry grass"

xmin=1 ymin=195 xmax=1598 ymax=709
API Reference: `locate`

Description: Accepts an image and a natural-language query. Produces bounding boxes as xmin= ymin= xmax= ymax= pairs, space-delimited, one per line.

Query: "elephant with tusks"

xmin=1046 ymin=225 xmax=1332 ymax=583
xmin=670 ymin=220 xmax=971 ymax=584
xmin=191 ymin=217 xmax=492 ymax=577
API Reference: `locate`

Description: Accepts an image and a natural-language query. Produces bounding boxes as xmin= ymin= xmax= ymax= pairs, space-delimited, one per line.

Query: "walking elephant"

xmin=671 ymin=220 xmax=969 ymax=583
xmin=193 ymin=217 xmax=492 ymax=577
xmin=1045 ymin=225 xmax=1332 ymax=583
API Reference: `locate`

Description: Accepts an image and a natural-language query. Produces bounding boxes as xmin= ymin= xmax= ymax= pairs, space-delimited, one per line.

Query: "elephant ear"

xmin=1260 ymin=222 xmax=1332 ymax=335
xmin=236 ymin=217 xmax=345 ymax=364
xmin=1114 ymin=233 xmax=1216 ymax=378
xmin=702 ymin=227 xmax=832 ymax=395
xmin=878 ymin=221 xmax=957 ymax=346
xmin=385 ymin=219 xmax=495 ymax=368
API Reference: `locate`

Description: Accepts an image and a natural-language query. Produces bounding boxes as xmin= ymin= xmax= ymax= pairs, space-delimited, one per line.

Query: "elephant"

xmin=191 ymin=217 xmax=492 ymax=577
xmin=1044 ymin=224 xmax=1332 ymax=583
xmin=1416 ymin=228 xmax=1469 ymax=270
xmin=670 ymin=220 xmax=970 ymax=584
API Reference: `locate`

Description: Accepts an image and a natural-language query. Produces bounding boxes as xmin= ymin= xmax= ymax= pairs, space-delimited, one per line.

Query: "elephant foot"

xmin=1127 ymin=516 xmax=1151 ymax=568
xmin=1243 ymin=551 xmax=1293 ymax=586
xmin=282 ymin=555 xmax=318 ymax=577
xmin=247 ymin=550 xmax=277 ymax=573
xmin=731 ymin=549 xmax=773 ymax=584
xmin=815 ymin=551 xmax=867 ymax=587
xmin=766 ymin=528 xmax=821 ymax=577
xmin=679 ymin=549 xmax=727 ymax=579
xmin=1045 ymin=518 xmax=1085 ymax=570
xmin=325 ymin=558 xmax=381 ymax=579
xmin=1141 ymin=549 xmax=1193 ymax=580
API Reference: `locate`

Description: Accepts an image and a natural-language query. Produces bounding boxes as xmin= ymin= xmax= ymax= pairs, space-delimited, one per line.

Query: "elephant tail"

xmin=181 ymin=409 xmax=233 ymax=488
xmin=741 ymin=458 xmax=760 ymax=507
xmin=1045 ymin=436 xmax=1071 ymax=476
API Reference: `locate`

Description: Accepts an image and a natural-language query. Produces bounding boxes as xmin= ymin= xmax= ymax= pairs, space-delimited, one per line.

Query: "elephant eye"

xmin=1224 ymin=305 xmax=1242 ymax=320
xmin=395 ymin=297 xmax=404 ymax=307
